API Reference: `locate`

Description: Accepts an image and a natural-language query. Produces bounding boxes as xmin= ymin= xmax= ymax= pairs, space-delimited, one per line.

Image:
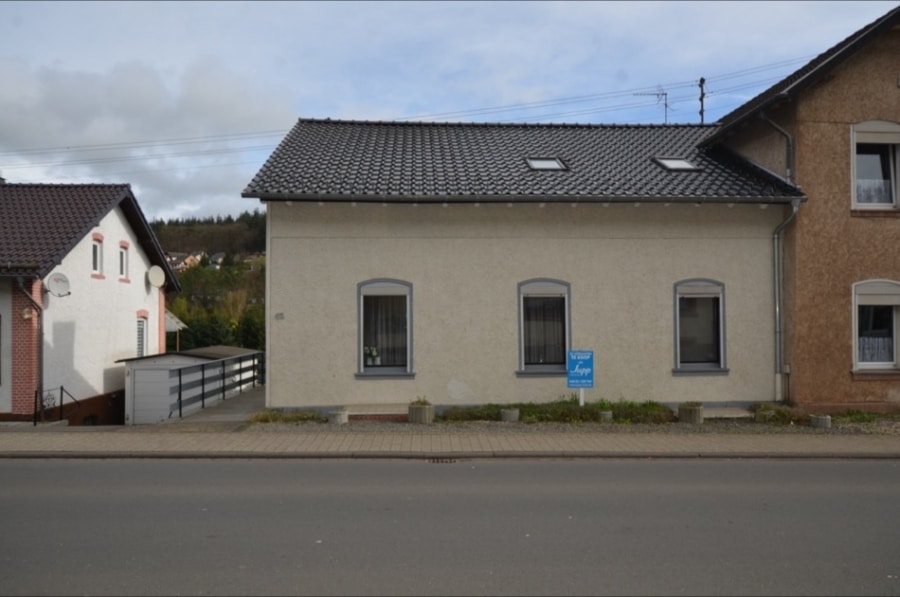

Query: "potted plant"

xmin=408 ymin=396 xmax=434 ymax=424
xmin=364 ymin=346 xmax=380 ymax=366
xmin=678 ymin=401 xmax=704 ymax=424
xmin=327 ymin=407 xmax=348 ymax=425
xmin=500 ymin=406 xmax=520 ymax=422
xmin=810 ymin=413 xmax=832 ymax=429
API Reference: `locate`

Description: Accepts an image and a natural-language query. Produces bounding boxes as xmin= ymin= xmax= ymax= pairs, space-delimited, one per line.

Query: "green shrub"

xmin=437 ymin=395 xmax=674 ymax=425
xmin=248 ymin=410 xmax=325 ymax=424
xmin=836 ymin=410 xmax=878 ymax=423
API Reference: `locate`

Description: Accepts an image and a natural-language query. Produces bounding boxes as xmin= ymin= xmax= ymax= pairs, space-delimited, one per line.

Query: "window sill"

xmin=851 ymin=369 xmax=900 ymax=381
xmin=516 ymin=369 xmax=566 ymax=378
xmin=672 ymin=367 xmax=729 ymax=376
xmin=851 ymin=209 xmax=900 ymax=218
xmin=355 ymin=371 xmax=415 ymax=380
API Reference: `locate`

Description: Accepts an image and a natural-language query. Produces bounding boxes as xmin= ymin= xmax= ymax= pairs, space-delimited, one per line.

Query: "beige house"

xmin=244 ymin=123 xmax=801 ymax=414
xmin=243 ymin=5 xmax=900 ymax=416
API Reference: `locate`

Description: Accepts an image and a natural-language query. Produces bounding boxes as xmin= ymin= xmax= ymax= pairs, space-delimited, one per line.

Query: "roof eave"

xmin=702 ymin=6 xmax=900 ymax=147
xmin=253 ymin=193 xmax=803 ymax=205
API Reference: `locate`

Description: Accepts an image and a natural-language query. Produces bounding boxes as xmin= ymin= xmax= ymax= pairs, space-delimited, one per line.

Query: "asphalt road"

xmin=2 ymin=459 xmax=899 ymax=596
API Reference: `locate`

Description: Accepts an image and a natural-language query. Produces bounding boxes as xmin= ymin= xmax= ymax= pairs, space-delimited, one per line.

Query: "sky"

xmin=1 ymin=0 xmax=896 ymax=222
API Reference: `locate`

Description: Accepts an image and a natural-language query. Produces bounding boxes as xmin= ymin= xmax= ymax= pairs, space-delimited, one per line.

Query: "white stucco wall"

xmin=266 ymin=201 xmax=786 ymax=409
xmin=41 ymin=206 xmax=164 ymax=401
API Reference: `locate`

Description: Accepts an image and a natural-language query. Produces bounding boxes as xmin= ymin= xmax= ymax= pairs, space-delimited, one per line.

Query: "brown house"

xmin=707 ymin=6 xmax=900 ymax=412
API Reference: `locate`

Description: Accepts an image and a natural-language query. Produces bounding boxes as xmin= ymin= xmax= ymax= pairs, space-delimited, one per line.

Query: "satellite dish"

xmin=47 ymin=273 xmax=71 ymax=297
xmin=147 ymin=265 xmax=166 ymax=288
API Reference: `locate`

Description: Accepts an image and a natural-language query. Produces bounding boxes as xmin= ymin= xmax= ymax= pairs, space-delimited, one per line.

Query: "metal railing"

xmin=169 ymin=351 xmax=265 ymax=419
xmin=33 ymin=386 xmax=80 ymax=426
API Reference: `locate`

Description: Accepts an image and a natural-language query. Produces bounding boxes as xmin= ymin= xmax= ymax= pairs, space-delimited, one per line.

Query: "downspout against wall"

xmin=17 ymin=276 xmax=44 ymax=421
xmin=760 ymin=110 xmax=798 ymax=402
xmin=774 ymin=199 xmax=800 ymax=397
xmin=760 ymin=111 xmax=794 ymax=184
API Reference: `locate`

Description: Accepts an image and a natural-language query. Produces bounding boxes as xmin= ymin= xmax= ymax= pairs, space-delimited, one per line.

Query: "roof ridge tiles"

xmin=298 ymin=117 xmax=716 ymax=130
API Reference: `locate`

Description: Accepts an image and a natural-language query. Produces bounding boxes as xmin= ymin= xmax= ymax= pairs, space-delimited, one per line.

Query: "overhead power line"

xmin=0 ymin=54 xmax=816 ymax=178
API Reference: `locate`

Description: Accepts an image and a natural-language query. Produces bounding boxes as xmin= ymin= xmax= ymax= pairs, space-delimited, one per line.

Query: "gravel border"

xmin=244 ymin=418 xmax=900 ymax=436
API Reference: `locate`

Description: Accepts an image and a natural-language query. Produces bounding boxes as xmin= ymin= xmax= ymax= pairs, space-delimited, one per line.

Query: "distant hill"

xmin=150 ymin=210 xmax=265 ymax=257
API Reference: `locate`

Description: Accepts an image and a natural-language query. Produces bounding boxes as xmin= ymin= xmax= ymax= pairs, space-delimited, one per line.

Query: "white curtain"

xmin=363 ymin=296 xmax=407 ymax=367
xmin=523 ymin=297 xmax=565 ymax=365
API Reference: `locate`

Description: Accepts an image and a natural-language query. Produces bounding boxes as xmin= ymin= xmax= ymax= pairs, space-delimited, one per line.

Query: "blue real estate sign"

xmin=567 ymin=350 xmax=594 ymax=388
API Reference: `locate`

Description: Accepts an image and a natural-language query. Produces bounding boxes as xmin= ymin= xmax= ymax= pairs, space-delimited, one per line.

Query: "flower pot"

xmin=408 ymin=404 xmax=435 ymax=424
xmin=327 ymin=410 xmax=348 ymax=425
xmin=810 ymin=414 xmax=831 ymax=429
xmin=678 ymin=404 xmax=704 ymax=424
xmin=500 ymin=408 xmax=520 ymax=422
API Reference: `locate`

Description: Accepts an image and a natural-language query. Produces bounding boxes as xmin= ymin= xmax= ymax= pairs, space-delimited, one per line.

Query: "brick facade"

xmin=10 ymin=279 xmax=42 ymax=415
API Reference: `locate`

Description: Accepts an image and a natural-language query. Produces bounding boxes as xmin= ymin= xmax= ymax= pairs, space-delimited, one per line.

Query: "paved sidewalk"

xmin=2 ymin=387 xmax=899 ymax=460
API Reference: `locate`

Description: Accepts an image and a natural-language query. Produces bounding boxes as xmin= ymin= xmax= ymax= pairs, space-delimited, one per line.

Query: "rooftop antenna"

xmin=699 ymin=77 xmax=706 ymax=124
xmin=634 ymin=87 xmax=669 ymax=123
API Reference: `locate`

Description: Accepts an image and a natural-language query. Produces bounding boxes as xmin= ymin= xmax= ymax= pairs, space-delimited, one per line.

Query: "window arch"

xmin=673 ymin=278 xmax=727 ymax=374
xmin=357 ymin=279 xmax=413 ymax=377
xmin=517 ymin=278 xmax=570 ymax=375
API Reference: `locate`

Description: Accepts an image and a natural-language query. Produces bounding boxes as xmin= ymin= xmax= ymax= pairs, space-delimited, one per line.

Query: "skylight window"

xmin=655 ymin=157 xmax=699 ymax=171
xmin=527 ymin=157 xmax=567 ymax=171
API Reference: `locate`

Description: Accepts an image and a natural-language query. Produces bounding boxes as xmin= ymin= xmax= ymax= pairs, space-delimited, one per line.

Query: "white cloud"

xmin=0 ymin=0 xmax=895 ymax=220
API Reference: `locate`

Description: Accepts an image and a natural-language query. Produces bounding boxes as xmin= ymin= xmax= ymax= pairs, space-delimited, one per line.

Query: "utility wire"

xmin=0 ymin=54 xmax=815 ymax=175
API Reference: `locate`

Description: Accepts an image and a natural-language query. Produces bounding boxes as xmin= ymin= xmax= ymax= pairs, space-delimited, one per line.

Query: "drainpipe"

xmin=760 ymin=110 xmax=798 ymax=402
xmin=773 ymin=199 xmax=800 ymax=402
xmin=17 ymin=276 xmax=44 ymax=423
xmin=760 ymin=111 xmax=794 ymax=184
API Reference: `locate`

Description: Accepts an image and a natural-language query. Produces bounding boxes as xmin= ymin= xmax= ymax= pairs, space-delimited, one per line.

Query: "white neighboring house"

xmin=0 ymin=182 xmax=180 ymax=424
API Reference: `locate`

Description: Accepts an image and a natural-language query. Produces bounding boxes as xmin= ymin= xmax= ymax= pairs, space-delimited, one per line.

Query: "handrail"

xmin=32 ymin=385 xmax=81 ymax=426
xmin=170 ymin=351 xmax=265 ymax=419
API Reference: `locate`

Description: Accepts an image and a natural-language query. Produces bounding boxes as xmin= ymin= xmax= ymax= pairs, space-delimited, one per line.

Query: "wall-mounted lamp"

xmin=22 ymin=308 xmax=32 ymax=320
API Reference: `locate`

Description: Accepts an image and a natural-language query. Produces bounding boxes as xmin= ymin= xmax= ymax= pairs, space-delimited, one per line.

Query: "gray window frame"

xmin=673 ymin=278 xmax=728 ymax=375
xmin=356 ymin=278 xmax=414 ymax=379
xmin=517 ymin=278 xmax=570 ymax=377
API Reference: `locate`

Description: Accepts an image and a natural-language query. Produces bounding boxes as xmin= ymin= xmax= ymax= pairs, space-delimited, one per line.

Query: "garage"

xmin=120 ymin=346 xmax=264 ymax=425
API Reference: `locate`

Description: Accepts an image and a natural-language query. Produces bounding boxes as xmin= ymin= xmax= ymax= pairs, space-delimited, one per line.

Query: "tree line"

xmin=152 ymin=210 xmax=266 ymax=353
xmin=150 ymin=209 xmax=266 ymax=256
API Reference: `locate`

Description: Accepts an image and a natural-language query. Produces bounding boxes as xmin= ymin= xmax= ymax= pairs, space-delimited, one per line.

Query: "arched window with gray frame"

xmin=518 ymin=278 xmax=570 ymax=375
xmin=357 ymin=279 xmax=413 ymax=377
xmin=673 ymin=278 xmax=727 ymax=374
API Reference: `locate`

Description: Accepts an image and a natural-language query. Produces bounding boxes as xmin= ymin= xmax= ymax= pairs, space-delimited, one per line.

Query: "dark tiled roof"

xmin=704 ymin=5 xmax=900 ymax=145
xmin=243 ymin=119 xmax=803 ymax=204
xmin=0 ymin=182 xmax=180 ymax=291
